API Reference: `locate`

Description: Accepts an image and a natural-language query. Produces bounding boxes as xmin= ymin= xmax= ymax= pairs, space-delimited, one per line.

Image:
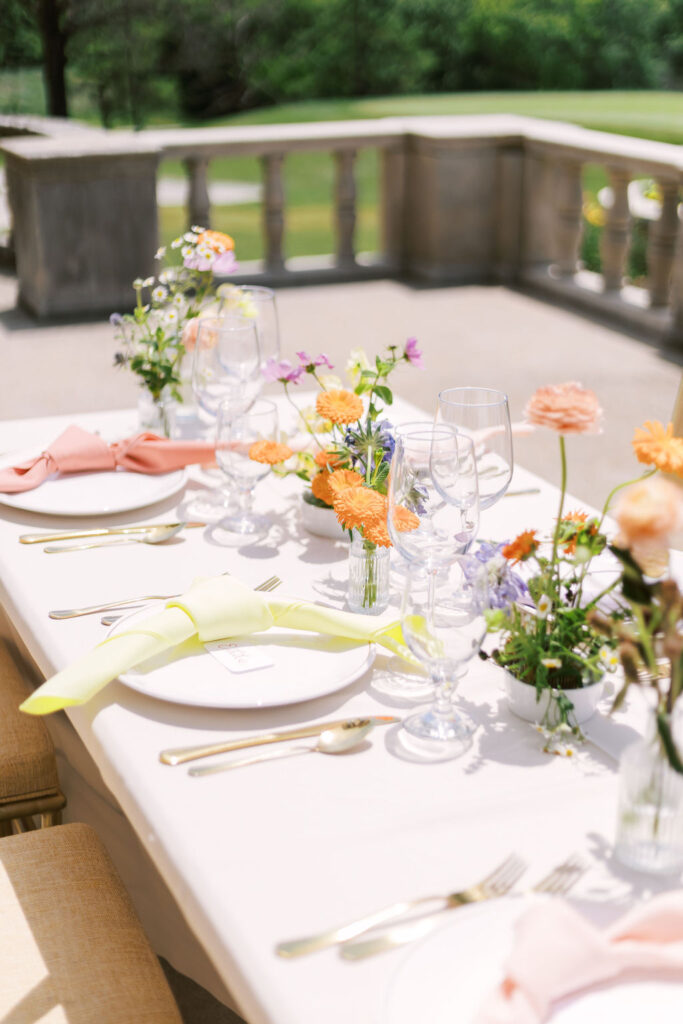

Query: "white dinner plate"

xmin=383 ymin=898 xmax=683 ymax=1024
xmin=109 ymin=606 xmax=376 ymax=708
xmin=0 ymin=447 xmax=187 ymax=516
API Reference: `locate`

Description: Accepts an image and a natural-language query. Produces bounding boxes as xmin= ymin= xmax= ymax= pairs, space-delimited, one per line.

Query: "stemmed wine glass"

xmin=186 ymin=315 xmax=262 ymax=519
xmin=387 ymin=422 xmax=480 ymax=568
xmin=436 ymin=388 xmax=513 ymax=510
xmin=399 ymin=558 xmax=488 ymax=760
xmin=218 ymin=285 xmax=281 ymax=367
xmin=215 ymin=398 xmax=279 ymax=537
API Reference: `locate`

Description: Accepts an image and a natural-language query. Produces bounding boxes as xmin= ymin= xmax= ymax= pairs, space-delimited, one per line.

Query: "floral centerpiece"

xmin=260 ymin=340 xmax=423 ymax=611
xmin=111 ymin=227 xmax=239 ymax=434
xmin=480 ymin=382 xmax=683 ymax=753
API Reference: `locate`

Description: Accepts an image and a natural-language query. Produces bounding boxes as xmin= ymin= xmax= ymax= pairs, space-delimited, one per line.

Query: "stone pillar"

xmin=553 ymin=159 xmax=583 ymax=277
xmin=380 ymin=144 xmax=406 ymax=271
xmin=495 ymin=143 xmax=524 ymax=282
xmin=600 ymin=167 xmax=631 ymax=291
xmin=2 ymin=135 xmax=159 ymax=317
xmin=184 ymin=156 xmax=210 ymax=229
xmin=261 ymin=153 xmax=285 ymax=273
xmin=648 ymin=180 xmax=680 ymax=308
xmin=334 ymin=149 xmax=356 ymax=269
xmin=520 ymin=147 xmax=556 ymax=272
xmin=669 ymin=202 xmax=683 ymax=344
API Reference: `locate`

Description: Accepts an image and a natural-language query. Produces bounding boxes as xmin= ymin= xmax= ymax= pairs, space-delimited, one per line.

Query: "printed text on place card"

xmin=204 ymin=641 xmax=275 ymax=674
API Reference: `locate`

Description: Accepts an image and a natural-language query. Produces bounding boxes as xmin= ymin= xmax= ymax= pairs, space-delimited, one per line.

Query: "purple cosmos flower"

xmin=262 ymin=358 xmax=304 ymax=385
xmin=184 ymin=250 xmax=239 ymax=275
xmin=378 ymin=420 xmax=396 ymax=463
xmin=465 ymin=540 xmax=528 ymax=610
xmin=109 ymin=313 xmax=124 ymax=326
xmin=404 ymin=337 xmax=424 ymax=368
xmin=296 ymin=351 xmax=335 ymax=371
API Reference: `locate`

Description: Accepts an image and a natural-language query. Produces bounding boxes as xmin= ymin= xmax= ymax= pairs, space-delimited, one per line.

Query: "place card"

xmin=204 ymin=640 xmax=275 ymax=674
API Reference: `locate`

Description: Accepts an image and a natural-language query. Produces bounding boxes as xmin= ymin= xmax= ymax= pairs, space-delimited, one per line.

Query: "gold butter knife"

xmin=20 ymin=522 xmax=205 ymax=544
xmin=159 ymin=715 xmax=399 ymax=766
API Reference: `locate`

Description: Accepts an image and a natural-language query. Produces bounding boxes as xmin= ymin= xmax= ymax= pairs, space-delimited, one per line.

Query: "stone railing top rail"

xmin=1 ymin=113 xmax=682 ymax=178
xmin=0 ymin=113 xmax=104 ymax=138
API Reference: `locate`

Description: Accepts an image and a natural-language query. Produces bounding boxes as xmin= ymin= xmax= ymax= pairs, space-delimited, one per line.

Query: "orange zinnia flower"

xmin=327 ymin=468 xmax=364 ymax=500
xmin=525 ymin=382 xmax=602 ymax=435
xmin=560 ymin=510 xmax=596 ymax=554
xmin=249 ymin=440 xmax=293 ymax=465
xmin=334 ymin=487 xmax=384 ymax=531
xmin=316 ymin=389 xmax=363 ymax=425
xmin=632 ymin=420 xmax=683 ymax=476
xmin=196 ymin=229 xmax=235 ymax=253
xmin=314 ymin=448 xmax=344 ymax=470
xmin=391 ymin=504 xmax=420 ymax=532
xmin=364 ymin=519 xmax=392 ymax=547
xmin=311 ymin=470 xmax=333 ymax=505
xmin=502 ymin=529 xmax=539 ymax=564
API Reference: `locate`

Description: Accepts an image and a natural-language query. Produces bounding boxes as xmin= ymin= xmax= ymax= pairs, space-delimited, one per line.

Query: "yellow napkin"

xmin=21 ymin=575 xmax=411 ymax=715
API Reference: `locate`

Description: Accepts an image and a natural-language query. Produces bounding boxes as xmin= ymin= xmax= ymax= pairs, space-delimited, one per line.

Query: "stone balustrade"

xmin=2 ymin=113 xmax=683 ymax=345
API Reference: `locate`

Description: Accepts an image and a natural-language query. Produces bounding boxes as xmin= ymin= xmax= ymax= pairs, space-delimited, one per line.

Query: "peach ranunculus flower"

xmin=249 ymin=440 xmax=293 ymax=465
xmin=196 ymin=229 xmax=235 ymax=254
xmin=632 ymin=420 xmax=683 ymax=476
xmin=315 ymin=389 xmax=363 ymax=426
xmin=614 ymin=477 xmax=683 ymax=577
xmin=524 ymin=382 xmax=602 ymax=435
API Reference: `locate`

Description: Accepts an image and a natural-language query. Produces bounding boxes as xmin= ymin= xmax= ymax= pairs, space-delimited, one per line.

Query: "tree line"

xmin=2 ymin=0 xmax=683 ymax=127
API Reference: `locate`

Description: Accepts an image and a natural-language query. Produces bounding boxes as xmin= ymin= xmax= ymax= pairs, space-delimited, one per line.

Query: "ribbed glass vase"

xmin=347 ymin=535 xmax=390 ymax=615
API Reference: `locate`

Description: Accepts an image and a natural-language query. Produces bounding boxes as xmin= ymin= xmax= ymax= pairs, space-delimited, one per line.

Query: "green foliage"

xmin=0 ymin=0 xmax=42 ymax=68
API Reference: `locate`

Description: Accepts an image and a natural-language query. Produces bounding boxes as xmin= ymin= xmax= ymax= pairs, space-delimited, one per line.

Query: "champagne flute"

xmin=215 ymin=399 xmax=279 ymax=536
xmin=399 ymin=557 xmax=488 ymax=760
xmin=437 ymin=387 xmax=513 ymax=509
xmin=387 ymin=422 xmax=480 ymax=570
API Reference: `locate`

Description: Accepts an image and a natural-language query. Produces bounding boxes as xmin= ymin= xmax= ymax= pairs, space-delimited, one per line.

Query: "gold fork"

xmin=339 ymin=854 xmax=587 ymax=961
xmin=99 ymin=575 xmax=282 ymax=626
xmin=275 ymin=853 xmax=527 ymax=959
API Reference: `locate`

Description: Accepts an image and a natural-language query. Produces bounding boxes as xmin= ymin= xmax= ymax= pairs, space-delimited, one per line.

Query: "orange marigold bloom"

xmin=196 ymin=229 xmax=235 ymax=253
xmin=364 ymin=519 xmax=392 ymax=548
xmin=632 ymin=420 xmax=683 ymax=476
xmin=311 ymin=471 xmax=333 ymax=505
xmin=327 ymin=468 xmax=364 ymax=499
xmin=561 ymin=509 xmax=595 ymax=554
xmin=502 ymin=529 xmax=539 ymax=564
xmin=249 ymin=440 xmax=293 ymax=465
xmin=334 ymin=487 xmax=384 ymax=531
xmin=315 ymin=389 xmax=363 ymax=425
xmin=525 ymin=382 xmax=602 ymax=435
xmin=392 ymin=504 xmax=420 ymax=532
xmin=314 ymin=448 xmax=344 ymax=470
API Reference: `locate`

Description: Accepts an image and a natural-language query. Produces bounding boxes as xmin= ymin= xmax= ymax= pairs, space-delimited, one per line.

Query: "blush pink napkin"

xmin=0 ymin=426 xmax=216 ymax=493
xmin=476 ymin=893 xmax=683 ymax=1024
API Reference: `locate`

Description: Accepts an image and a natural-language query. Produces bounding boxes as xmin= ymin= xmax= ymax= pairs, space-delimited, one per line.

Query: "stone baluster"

xmin=669 ymin=188 xmax=683 ymax=344
xmin=554 ymin=159 xmax=583 ymax=276
xmin=600 ymin=167 xmax=631 ymax=291
xmin=334 ymin=149 xmax=357 ymax=268
xmin=184 ymin=157 xmax=210 ymax=229
xmin=262 ymin=153 xmax=285 ymax=273
xmin=648 ymin=180 xmax=680 ymax=307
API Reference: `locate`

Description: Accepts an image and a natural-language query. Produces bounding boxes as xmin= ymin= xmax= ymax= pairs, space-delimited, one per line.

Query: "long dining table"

xmin=0 ymin=399 xmax=679 ymax=1024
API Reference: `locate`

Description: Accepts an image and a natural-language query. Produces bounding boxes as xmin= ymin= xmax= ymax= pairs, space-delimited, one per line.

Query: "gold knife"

xmin=20 ymin=522 xmax=205 ymax=544
xmin=159 ymin=715 xmax=399 ymax=766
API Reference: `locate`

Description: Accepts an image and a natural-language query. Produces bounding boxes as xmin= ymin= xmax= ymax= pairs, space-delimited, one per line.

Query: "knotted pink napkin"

xmin=476 ymin=893 xmax=683 ymax=1024
xmin=0 ymin=426 xmax=216 ymax=493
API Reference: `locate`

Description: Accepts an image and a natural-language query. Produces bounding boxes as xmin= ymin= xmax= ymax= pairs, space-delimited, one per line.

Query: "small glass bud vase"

xmin=347 ymin=535 xmax=390 ymax=615
xmin=137 ymin=389 xmax=176 ymax=439
xmin=614 ymin=712 xmax=683 ymax=876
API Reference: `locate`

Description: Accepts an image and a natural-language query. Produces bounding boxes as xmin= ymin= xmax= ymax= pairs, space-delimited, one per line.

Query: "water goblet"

xmin=436 ymin=387 xmax=513 ymax=509
xmin=387 ymin=422 xmax=480 ymax=571
xmin=218 ymin=284 xmax=281 ymax=366
xmin=399 ymin=557 xmax=488 ymax=761
xmin=215 ymin=398 xmax=279 ymax=537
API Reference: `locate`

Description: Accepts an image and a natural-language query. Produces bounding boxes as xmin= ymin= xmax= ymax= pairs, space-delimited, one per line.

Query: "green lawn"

xmin=3 ymin=67 xmax=681 ymax=263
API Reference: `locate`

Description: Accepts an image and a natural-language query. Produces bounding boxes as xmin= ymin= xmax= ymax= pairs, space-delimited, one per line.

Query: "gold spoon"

xmin=189 ymin=721 xmax=374 ymax=777
xmin=43 ymin=523 xmax=185 ymax=553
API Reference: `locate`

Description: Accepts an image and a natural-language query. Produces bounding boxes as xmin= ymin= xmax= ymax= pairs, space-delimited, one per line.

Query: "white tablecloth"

xmin=0 ymin=403 xmax=679 ymax=1024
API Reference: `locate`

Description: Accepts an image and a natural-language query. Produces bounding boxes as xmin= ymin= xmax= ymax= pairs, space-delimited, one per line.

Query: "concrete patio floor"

xmin=2 ymin=269 xmax=681 ymax=509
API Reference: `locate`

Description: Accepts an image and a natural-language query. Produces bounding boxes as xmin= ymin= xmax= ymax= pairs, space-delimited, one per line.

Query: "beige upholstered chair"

xmin=0 ymin=823 xmax=183 ymax=1022
xmin=0 ymin=640 xmax=66 ymax=835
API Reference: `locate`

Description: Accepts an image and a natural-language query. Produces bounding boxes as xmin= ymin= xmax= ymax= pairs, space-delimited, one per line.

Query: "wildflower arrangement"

xmin=258 ymin=340 xmax=424 ymax=547
xmin=111 ymin=228 xmax=240 ymax=415
xmin=481 ymin=382 xmax=683 ymax=751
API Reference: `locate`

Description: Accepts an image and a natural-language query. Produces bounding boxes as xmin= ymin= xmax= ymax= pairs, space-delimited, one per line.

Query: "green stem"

xmin=550 ymin=435 xmax=567 ymax=592
xmin=283 ymin=385 xmax=324 ymax=451
xmin=596 ymin=467 xmax=657 ymax=534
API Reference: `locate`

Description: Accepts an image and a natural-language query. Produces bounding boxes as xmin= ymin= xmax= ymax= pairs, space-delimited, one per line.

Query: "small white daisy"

xmin=196 ymin=244 xmax=214 ymax=262
xmin=541 ymin=657 xmax=562 ymax=669
xmin=170 ymin=237 xmax=183 ymax=249
xmin=132 ymin=277 xmax=144 ymax=288
xmin=191 ymin=225 xmax=205 ymax=233
xmin=172 ymin=293 xmax=185 ymax=308
xmin=142 ymin=276 xmax=155 ymax=288
xmin=163 ymin=309 xmax=179 ymax=325
xmin=152 ymin=286 xmax=168 ymax=303
xmin=158 ymin=269 xmax=175 ymax=284
xmin=600 ymin=646 xmax=619 ymax=669
xmin=537 ymin=594 xmax=552 ymax=618
xmin=154 ymin=246 xmax=166 ymax=260
xmin=181 ymin=245 xmax=194 ymax=259
xmin=183 ymin=232 xmax=198 ymax=243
